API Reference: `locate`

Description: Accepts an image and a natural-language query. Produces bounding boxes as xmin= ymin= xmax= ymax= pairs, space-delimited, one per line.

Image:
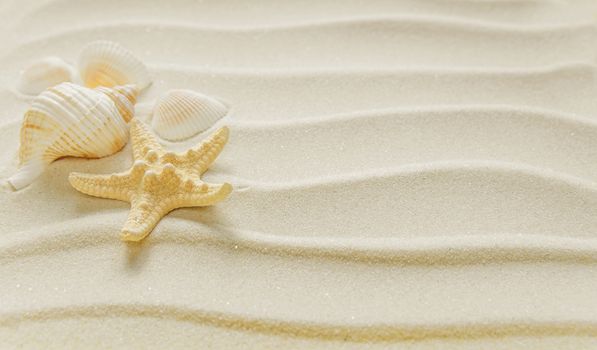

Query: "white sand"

xmin=2 ymin=0 xmax=597 ymax=349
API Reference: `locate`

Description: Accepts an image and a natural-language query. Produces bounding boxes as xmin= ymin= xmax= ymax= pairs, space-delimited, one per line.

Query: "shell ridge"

xmin=78 ymin=41 xmax=151 ymax=90
xmin=71 ymin=104 xmax=113 ymax=156
xmin=42 ymin=95 xmax=101 ymax=157
xmin=12 ymin=82 xmax=134 ymax=190
xmin=96 ymin=85 xmax=138 ymax=123
xmin=151 ymin=89 xmax=229 ymax=142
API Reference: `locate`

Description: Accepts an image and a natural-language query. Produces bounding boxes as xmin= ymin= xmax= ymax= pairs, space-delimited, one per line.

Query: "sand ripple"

xmin=2 ymin=0 xmax=597 ymax=348
xmin=3 ymin=303 xmax=597 ymax=342
xmin=3 ymin=19 xmax=597 ymax=71
xmin=15 ymin=0 xmax=597 ymax=34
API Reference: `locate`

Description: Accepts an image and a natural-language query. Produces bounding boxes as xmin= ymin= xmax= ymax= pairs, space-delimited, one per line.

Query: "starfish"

xmin=69 ymin=118 xmax=232 ymax=242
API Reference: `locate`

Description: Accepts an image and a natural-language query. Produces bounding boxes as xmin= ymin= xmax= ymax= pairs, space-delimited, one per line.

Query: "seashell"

xmin=17 ymin=56 xmax=76 ymax=95
xmin=151 ymin=89 xmax=229 ymax=141
xmin=7 ymin=82 xmax=138 ymax=190
xmin=78 ymin=40 xmax=151 ymax=89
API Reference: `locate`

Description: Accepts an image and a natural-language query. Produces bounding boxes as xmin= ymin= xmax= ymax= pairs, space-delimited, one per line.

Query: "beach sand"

xmin=2 ymin=0 xmax=597 ymax=348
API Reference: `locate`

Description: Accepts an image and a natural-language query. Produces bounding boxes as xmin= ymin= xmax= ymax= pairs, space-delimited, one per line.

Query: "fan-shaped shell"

xmin=17 ymin=56 xmax=76 ymax=95
xmin=7 ymin=82 xmax=138 ymax=190
xmin=151 ymin=89 xmax=229 ymax=141
xmin=78 ymin=40 xmax=151 ymax=89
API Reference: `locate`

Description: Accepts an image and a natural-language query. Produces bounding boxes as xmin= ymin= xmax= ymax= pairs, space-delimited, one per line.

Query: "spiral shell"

xmin=151 ymin=89 xmax=229 ymax=141
xmin=17 ymin=56 xmax=76 ymax=95
xmin=78 ymin=40 xmax=151 ymax=89
xmin=7 ymin=82 xmax=138 ymax=190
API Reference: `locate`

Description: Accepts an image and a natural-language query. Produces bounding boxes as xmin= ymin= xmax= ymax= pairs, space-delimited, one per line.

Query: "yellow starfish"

xmin=69 ymin=118 xmax=232 ymax=242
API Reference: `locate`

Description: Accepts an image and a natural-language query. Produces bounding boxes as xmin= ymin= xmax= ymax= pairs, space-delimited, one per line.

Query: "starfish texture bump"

xmin=69 ymin=119 xmax=232 ymax=242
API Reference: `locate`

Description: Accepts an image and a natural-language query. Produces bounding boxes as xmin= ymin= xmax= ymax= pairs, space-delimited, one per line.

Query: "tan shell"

xmin=7 ymin=82 xmax=138 ymax=190
xmin=78 ymin=40 xmax=151 ymax=89
xmin=17 ymin=56 xmax=76 ymax=95
xmin=151 ymin=89 xmax=229 ymax=141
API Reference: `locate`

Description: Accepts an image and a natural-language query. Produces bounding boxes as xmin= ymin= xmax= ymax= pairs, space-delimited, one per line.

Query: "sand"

xmin=2 ymin=0 xmax=597 ymax=349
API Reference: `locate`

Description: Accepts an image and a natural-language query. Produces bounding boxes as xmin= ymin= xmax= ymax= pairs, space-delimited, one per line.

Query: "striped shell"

xmin=78 ymin=40 xmax=151 ymax=89
xmin=151 ymin=89 xmax=229 ymax=141
xmin=17 ymin=56 xmax=76 ymax=95
xmin=7 ymin=82 xmax=138 ymax=190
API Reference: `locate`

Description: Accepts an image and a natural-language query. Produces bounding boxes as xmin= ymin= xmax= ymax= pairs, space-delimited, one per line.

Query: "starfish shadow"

xmin=121 ymin=203 xmax=233 ymax=273
xmin=124 ymin=239 xmax=153 ymax=273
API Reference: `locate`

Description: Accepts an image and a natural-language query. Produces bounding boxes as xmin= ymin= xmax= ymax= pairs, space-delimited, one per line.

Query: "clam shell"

xmin=17 ymin=56 xmax=76 ymax=95
xmin=78 ymin=40 xmax=151 ymax=89
xmin=151 ymin=89 xmax=229 ymax=141
xmin=7 ymin=82 xmax=138 ymax=190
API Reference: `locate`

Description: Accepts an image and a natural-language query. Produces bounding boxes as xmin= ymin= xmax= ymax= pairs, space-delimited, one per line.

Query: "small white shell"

xmin=151 ymin=89 xmax=229 ymax=141
xmin=78 ymin=40 xmax=151 ymax=89
xmin=8 ymin=82 xmax=138 ymax=190
xmin=17 ymin=56 xmax=76 ymax=95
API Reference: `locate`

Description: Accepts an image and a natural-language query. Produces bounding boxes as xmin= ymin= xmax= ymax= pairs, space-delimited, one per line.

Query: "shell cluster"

xmin=17 ymin=40 xmax=151 ymax=96
xmin=10 ymin=40 xmax=233 ymax=242
xmin=9 ymin=40 xmax=150 ymax=190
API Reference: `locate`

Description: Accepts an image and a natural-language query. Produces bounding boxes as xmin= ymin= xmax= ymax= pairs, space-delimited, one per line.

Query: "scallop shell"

xmin=17 ymin=56 xmax=76 ymax=95
xmin=78 ymin=40 xmax=151 ymax=89
xmin=7 ymin=82 xmax=138 ymax=190
xmin=151 ymin=89 xmax=229 ymax=141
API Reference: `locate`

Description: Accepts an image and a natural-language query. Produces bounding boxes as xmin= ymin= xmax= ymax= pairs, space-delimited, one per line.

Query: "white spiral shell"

xmin=8 ymin=82 xmax=139 ymax=190
xmin=151 ymin=89 xmax=229 ymax=141
xmin=17 ymin=56 xmax=76 ymax=95
xmin=78 ymin=40 xmax=151 ymax=89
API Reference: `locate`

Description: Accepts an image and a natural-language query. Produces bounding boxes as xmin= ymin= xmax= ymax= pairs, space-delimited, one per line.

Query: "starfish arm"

xmin=121 ymin=197 xmax=168 ymax=242
xmin=130 ymin=118 xmax=163 ymax=160
xmin=185 ymin=127 xmax=229 ymax=174
xmin=179 ymin=182 xmax=232 ymax=207
xmin=69 ymin=172 xmax=132 ymax=202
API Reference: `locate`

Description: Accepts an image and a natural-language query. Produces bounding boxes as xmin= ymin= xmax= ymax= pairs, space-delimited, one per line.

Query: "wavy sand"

xmin=2 ymin=0 xmax=597 ymax=349
xmin=5 ymin=19 xmax=597 ymax=71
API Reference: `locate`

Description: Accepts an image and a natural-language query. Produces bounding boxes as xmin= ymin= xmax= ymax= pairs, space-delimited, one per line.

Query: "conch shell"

xmin=151 ymin=89 xmax=229 ymax=141
xmin=7 ymin=82 xmax=138 ymax=190
xmin=17 ymin=56 xmax=76 ymax=95
xmin=78 ymin=40 xmax=151 ymax=89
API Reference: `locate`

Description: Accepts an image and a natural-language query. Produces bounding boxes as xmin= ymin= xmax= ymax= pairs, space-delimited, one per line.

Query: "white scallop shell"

xmin=17 ymin=56 xmax=76 ymax=95
xmin=151 ymin=89 xmax=229 ymax=141
xmin=78 ymin=40 xmax=151 ymax=89
xmin=7 ymin=82 xmax=139 ymax=190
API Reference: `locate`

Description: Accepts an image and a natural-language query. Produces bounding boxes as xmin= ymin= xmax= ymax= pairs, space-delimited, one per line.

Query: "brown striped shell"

xmin=7 ymin=82 xmax=138 ymax=190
